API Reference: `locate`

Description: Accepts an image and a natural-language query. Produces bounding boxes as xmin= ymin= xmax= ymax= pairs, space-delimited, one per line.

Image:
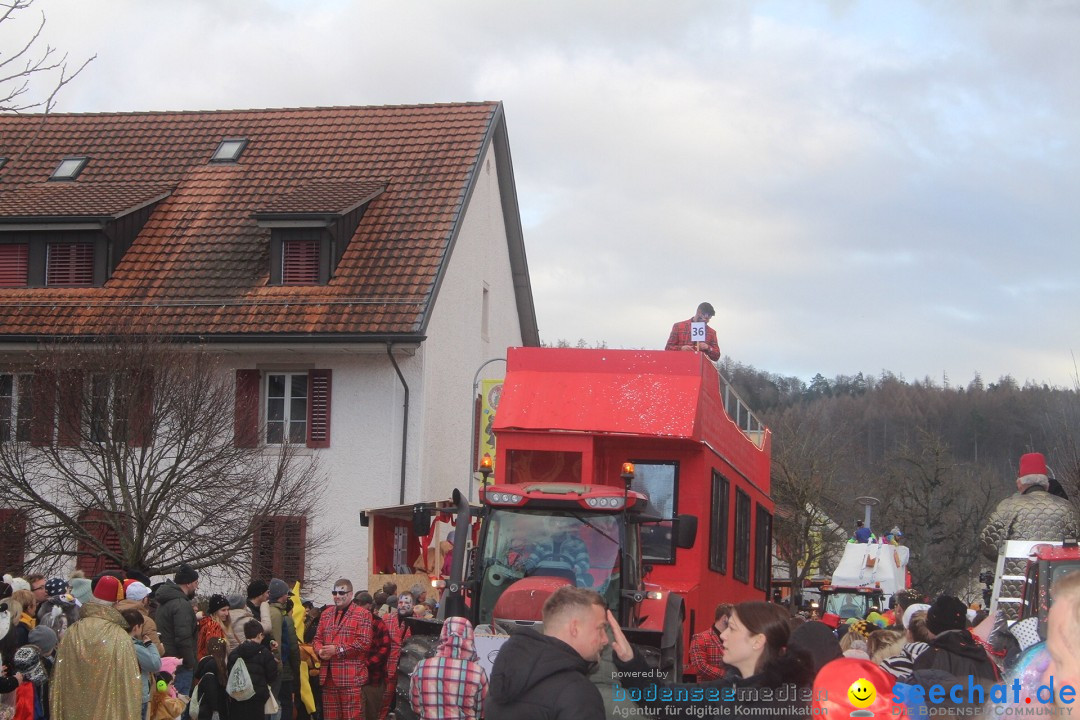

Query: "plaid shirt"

xmin=313 ymin=602 xmax=373 ymax=686
xmin=409 ymin=617 xmax=488 ymax=719
xmin=665 ymin=318 xmax=720 ymax=361
xmin=688 ymin=626 xmax=726 ymax=681
xmin=384 ymin=610 xmax=413 ymax=675
xmin=366 ymin=611 xmax=391 ymax=685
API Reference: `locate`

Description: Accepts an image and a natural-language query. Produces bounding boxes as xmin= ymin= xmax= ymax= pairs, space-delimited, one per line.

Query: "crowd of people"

xmin=0 ymin=566 xmax=456 ymax=720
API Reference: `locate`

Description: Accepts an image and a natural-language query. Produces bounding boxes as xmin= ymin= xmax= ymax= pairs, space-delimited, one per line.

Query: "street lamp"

xmin=469 ymin=357 xmax=505 ymax=501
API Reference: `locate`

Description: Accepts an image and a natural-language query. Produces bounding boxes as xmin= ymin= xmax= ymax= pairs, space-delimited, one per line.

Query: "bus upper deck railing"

xmin=716 ymin=366 xmax=767 ymax=448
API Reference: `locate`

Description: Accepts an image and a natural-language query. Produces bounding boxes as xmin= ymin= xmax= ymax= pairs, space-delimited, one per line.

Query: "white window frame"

xmin=0 ymin=373 xmax=33 ymax=443
xmin=265 ymin=372 xmax=308 ymax=445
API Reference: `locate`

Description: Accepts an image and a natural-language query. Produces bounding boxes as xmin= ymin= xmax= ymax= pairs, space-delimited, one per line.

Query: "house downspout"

xmin=387 ymin=343 xmax=409 ymax=505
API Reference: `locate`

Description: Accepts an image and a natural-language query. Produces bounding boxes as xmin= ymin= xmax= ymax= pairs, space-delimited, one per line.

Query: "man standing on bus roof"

xmin=665 ymin=302 xmax=721 ymax=362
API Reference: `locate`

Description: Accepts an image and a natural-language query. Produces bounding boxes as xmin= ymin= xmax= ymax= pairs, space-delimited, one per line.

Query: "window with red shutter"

xmin=234 ymin=369 xmax=261 ymax=448
xmin=251 ymin=515 xmax=307 ymax=585
xmin=0 ymin=244 xmax=29 ymax=287
xmin=76 ymin=509 xmax=124 ymax=576
xmin=0 ymin=508 xmax=28 ymax=574
xmin=281 ymin=239 xmax=320 ymax=285
xmin=46 ymin=242 xmax=94 ymax=287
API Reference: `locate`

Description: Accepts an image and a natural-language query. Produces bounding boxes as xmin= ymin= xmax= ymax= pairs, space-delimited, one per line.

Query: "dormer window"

xmin=0 ymin=244 xmax=29 ymax=287
xmin=46 ymin=242 xmax=95 ymax=286
xmin=211 ymin=138 xmax=248 ymax=163
xmin=282 ymin=237 xmax=320 ymax=285
xmin=50 ymin=156 xmax=89 ymax=181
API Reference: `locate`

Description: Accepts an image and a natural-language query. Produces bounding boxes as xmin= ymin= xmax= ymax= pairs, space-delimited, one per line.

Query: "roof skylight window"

xmin=211 ymin=138 xmax=248 ymax=163
xmin=50 ymin=156 xmax=89 ymax=181
xmin=0 ymin=157 xmax=7 ymax=171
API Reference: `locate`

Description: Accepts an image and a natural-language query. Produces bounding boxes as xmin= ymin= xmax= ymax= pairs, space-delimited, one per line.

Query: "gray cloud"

xmin=31 ymin=0 xmax=1080 ymax=385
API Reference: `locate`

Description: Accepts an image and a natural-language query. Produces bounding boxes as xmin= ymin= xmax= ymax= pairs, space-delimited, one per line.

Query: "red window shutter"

xmin=57 ymin=370 xmax=83 ymax=447
xmin=0 ymin=509 xmax=28 ymax=574
xmin=30 ymin=371 xmax=56 ymax=447
xmin=234 ymin=369 xmax=261 ymax=448
xmin=0 ymin=244 xmax=29 ymax=287
xmin=76 ymin=509 xmax=123 ymax=577
xmin=128 ymin=369 xmax=154 ymax=447
xmin=251 ymin=515 xmax=276 ymax=580
xmin=282 ymin=239 xmax=320 ymax=285
xmin=281 ymin=516 xmax=307 ymax=585
xmin=46 ymin=243 xmax=95 ymax=287
xmin=306 ymin=369 xmax=331 ymax=448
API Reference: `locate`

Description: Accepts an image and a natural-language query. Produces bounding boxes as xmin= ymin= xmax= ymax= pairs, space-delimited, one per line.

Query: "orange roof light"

xmin=621 ymin=462 xmax=635 ymax=481
xmin=478 ymin=453 xmax=494 ymax=476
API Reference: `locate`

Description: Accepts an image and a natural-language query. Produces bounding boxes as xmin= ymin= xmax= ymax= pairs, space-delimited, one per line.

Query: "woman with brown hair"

xmin=197 ymin=594 xmax=231 ymax=661
xmin=610 ymin=601 xmax=815 ymax=717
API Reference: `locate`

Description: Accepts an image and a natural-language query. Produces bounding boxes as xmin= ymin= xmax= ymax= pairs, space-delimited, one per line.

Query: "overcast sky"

xmin=16 ymin=0 xmax=1080 ymax=387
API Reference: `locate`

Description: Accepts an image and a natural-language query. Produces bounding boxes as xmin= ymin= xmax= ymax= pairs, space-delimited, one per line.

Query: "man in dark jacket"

xmin=228 ymin=619 xmax=280 ymax=720
xmin=910 ymin=595 xmax=999 ymax=686
xmin=486 ymin=585 xmax=609 ymax=720
xmin=154 ymin=563 xmax=200 ymax=696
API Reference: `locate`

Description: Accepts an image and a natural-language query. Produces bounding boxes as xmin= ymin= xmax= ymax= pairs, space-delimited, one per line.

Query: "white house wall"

xmin=419 ymin=142 xmax=524 ymax=505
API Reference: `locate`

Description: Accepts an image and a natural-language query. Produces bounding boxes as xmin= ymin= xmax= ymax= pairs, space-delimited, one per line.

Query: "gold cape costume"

xmin=50 ymin=602 xmax=142 ymax=720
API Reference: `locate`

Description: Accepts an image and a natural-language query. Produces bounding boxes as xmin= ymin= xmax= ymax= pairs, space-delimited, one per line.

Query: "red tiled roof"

xmin=0 ymin=103 xmax=503 ymax=338
xmin=255 ymin=179 xmax=386 ymax=216
xmin=0 ymin=182 xmax=174 ymax=218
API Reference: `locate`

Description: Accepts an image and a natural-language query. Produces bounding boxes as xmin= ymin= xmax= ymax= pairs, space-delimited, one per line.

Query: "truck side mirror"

xmin=412 ymin=504 xmax=433 ymax=537
xmin=674 ymin=514 xmax=698 ymax=549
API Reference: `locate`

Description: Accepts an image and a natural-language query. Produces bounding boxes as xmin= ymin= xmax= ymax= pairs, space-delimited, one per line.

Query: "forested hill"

xmin=721 ymin=357 xmax=1080 ymax=595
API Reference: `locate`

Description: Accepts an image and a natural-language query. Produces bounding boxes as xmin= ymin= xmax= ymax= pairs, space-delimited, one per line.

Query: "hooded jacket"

xmin=227 ymin=639 xmax=278 ymax=720
xmin=409 ymin=616 xmax=489 ymax=719
xmin=154 ymin=581 xmax=198 ymax=669
xmin=486 ymin=626 xmax=605 ymax=720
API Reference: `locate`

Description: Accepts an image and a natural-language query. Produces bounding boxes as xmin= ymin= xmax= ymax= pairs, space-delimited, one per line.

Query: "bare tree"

xmin=1 ymin=0 xmax=94 ymax=113
xmin=0 ymin=340 xmax=328 ymax=584
xmin=769 ymin=404 xmax=851 ymax=609
xmin=876 ymin=427 xmax=994 ymax=597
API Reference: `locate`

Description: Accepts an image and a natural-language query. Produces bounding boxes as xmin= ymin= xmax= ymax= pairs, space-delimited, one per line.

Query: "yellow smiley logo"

xmin=848 ymin=678 xmax=877 ymax=709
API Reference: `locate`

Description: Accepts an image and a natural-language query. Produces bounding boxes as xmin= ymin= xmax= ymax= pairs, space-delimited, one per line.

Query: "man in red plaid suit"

xmin=314 ymin=578 xmax=373 ymax=719
xmin=665 ymin=302 xmax=721 ymax=361
xmin=688 ymin=602 xmax=732 ymax=681
xmin=409 ymin=616 xmax=488 ymax=719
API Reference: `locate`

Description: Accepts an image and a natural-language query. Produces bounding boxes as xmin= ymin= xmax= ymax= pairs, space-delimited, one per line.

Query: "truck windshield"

xmin=476 ymin=508 xmax=623 ymax=627
xmin=823 ymin=592 xmax=873 ymax=619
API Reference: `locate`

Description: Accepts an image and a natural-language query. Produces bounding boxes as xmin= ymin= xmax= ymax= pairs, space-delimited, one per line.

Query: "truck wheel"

xmin=393 ymin=632 xmax=440 ymax=720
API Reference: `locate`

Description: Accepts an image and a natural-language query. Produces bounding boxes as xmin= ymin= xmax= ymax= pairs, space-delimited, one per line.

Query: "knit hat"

xmin=13 ymin=644 xmax=47 ymax=685
xmin=813 ymin=658 xmax=903 ymax=720
xmin=92 ymin=575 xmax=123 ymax=603
xmin=902 ymin=603 xmax=931 ymax=629
xmin=208 ymin=594 xmax=230 ymax=615
xmin=69 ymin=578 xmax=93 ymax=606
xmin=28 ymin=625 xmax=59 ymax=655
xmin=45 ymin=577 xmax=67 ymax=597
xmin=7 ymin=576 xmax=30 ymax=593
xmin=247 ymin=579 xmax=269 ymax=599
xmin=126 ymin=581 xmax=151 ymax=602
xmin=268 ymin=578 xmax=290 ymax=602
xmin=848 ymin=619 xmax=873 ymax=639
xmin=228 ymin=594 xmax=245 ymax=610
xmin=926 ymin=595 xmax=967 ymax=634
xmin=1018 ymin=452 xmax=1050 ymax=487
xmin=174 ymin=564 xmax=199 ymax=585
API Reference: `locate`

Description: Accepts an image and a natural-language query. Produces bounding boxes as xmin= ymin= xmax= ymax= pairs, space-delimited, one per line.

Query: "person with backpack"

xmin=191 ymin=636 xmax=230 ymax=720
xmin=227 ymin=619 xmax=278 ymax=720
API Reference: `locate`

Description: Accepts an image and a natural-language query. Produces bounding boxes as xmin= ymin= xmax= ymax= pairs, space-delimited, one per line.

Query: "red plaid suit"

xmin=314 ymin=603 xmax=374 ymax=719
xmin=409 ymin=617 xmax=488 ymax=719
xmin=688 ymin=625 xmax=726 ymax=681
xmin=665 ymin=317 xmax=720 ymax=361
xmin=378 ymin=611 xmax=412 ymax=720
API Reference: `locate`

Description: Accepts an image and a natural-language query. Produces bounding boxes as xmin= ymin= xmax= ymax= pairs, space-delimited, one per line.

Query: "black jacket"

xmin=194 ymin=655 xmax=229 ymax=720
xmin=155 ymin=581 xmax=198 ymax=669
xmin=911 ymin=630 xmax=1000 ymax=683
xmin=486 ymin=627 xmax=606 ymax=720
xmin=227 ymin=640 xmax=279 ymax=720
xmin=613 ymin=647 xmax=814 ymax=718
